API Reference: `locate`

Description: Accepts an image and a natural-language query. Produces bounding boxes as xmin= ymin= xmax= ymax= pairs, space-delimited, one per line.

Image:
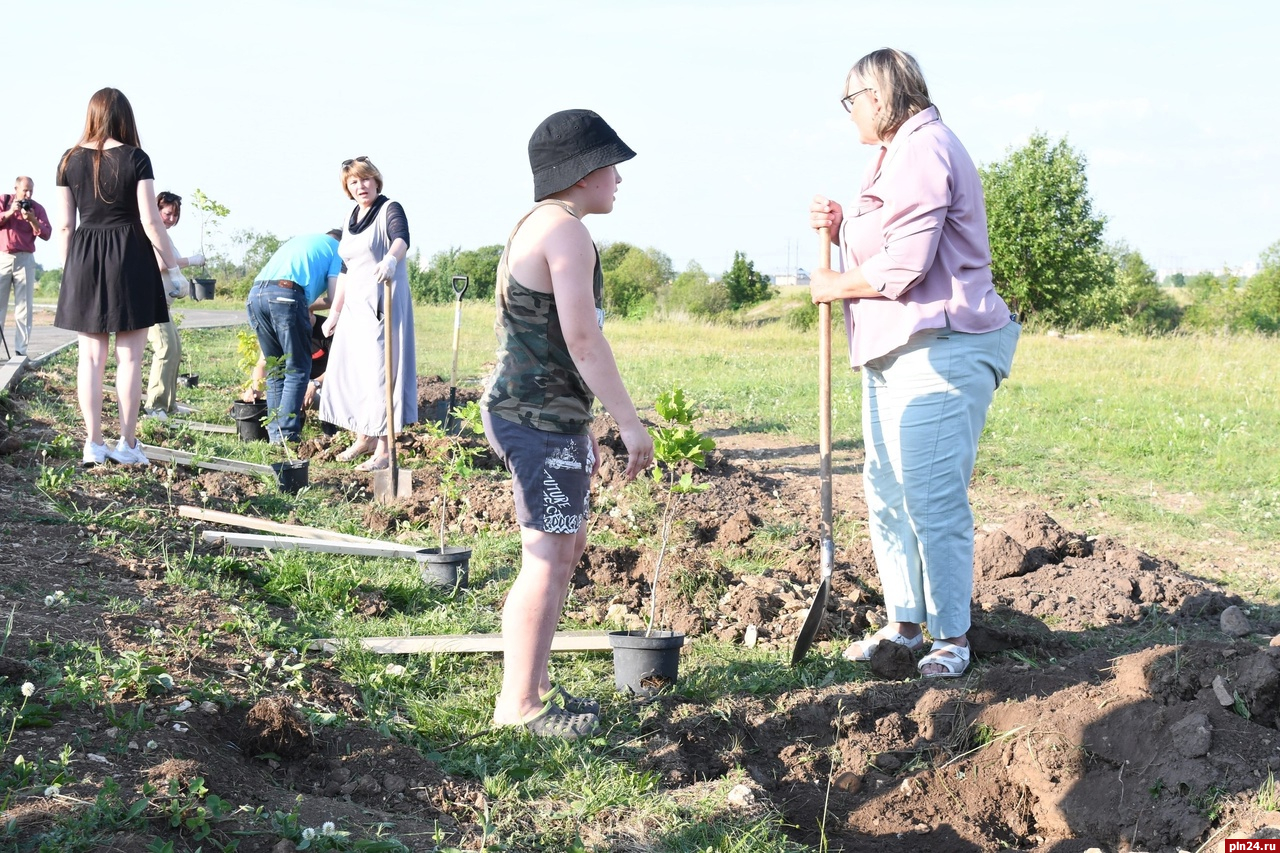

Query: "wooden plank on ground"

xmin=309 ymin=631 xmax=613 ymax=655
xmin=202 ymin=530 xmax=429 ymax=560
xmin=0 ymin=356 xmax=28 ymax=393
xmin=144 ymin=446 xmax=273 ymax=475
xmin=179 ymin=505 xmax=387 ymax=545
xmin=170 ymin=420 xmax=236 ymax=434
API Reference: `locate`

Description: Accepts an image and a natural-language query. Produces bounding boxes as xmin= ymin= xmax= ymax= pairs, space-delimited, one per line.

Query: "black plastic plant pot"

xmin=271 ymin=459 xmax=309 ymax=494
xmin=417 ymin=547 xmax=471 ymax=591
xmin=191 ymin=278 xmax=216 ymax=301
xmin=178 ymin=373 xmax=199 ymax=388
xmin=608 ymin=630 xmax=685 ymax=697
xmin=231 ymin=400 xmax=268 ymax=442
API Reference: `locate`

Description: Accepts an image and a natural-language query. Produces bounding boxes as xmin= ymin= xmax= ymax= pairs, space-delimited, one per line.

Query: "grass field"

xmin=7 ymin=292 xmax=1280 ymax=851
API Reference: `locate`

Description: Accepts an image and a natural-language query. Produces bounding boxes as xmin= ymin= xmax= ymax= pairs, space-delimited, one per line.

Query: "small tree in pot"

xmin=609 ymin=386 xmax=715 ymax=697
xmin=419 ymin=401 xmax=485 ymax=590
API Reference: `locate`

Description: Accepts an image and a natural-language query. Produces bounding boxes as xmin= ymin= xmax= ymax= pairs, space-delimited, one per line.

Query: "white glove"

xmin=321 ymin=311 xmax=339 ymax=338
xmin=374 ymin=255 xmax=398 ymax=283
xmin=185 ymin=253 xmax=205 ymax=267
xmin=164 ymin=267 xmax=188 ymax=299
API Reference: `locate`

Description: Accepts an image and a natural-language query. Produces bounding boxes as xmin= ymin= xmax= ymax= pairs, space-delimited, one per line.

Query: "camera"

xmin=17 ymin=199 xmax=32 ymax=211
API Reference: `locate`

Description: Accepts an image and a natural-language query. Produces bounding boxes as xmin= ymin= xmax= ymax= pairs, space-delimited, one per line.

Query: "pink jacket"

xmin=839 ymin=106 xmax=1011 ymax=367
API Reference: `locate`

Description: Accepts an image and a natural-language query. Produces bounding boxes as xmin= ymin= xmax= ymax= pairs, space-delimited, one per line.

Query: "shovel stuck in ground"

xmin=792 ymin=227 xmax=834 ymax=665
xmin=374 ymin=275 xmax=414 ymax=502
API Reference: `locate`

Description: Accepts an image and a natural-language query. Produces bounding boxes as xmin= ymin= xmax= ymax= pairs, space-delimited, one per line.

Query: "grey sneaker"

xmin=144 ymin=408 xmax=169 ymax=421
xmin=83 ymin=440 xmax=109 ymax=466
xmin=108 ymin=438 xmax=150 ymax=466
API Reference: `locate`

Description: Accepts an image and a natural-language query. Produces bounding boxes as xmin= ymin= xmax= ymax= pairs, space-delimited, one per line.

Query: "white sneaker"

xmin=107 ymin=438 xmax=150 ymax=466
xmin=144 ymin=408 xmax=169 ymax=421
xmin=83 ymin=440 xmax=109 ymax=465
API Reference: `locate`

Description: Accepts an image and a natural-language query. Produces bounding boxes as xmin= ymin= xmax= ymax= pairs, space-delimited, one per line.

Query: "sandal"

xmin=542 ymin=684 xmax=601 ymax=717
xmin=337 ymin=438 xmax=377 ymax=462
xmin=917 ymin=641 xmax=971 ymax=678
xmin=514 ymin=700 xmax=599 ymax=740
xmin=843 ymin=627 xmax=924 ymax=662
xmin=356 ymin=455 xmax=390 ymax=472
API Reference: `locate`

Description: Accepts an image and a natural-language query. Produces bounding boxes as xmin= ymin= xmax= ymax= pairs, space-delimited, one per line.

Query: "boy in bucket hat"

xmin=482 ymin=109 xmax=654 ymax=739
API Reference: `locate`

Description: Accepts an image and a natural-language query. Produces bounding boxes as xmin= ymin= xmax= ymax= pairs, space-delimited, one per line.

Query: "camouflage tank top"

xmin=481 ymin=201 xmax=605 ymax=435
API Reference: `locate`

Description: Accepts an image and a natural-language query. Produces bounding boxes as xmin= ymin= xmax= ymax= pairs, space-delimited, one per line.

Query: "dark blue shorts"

xmin=482 ymin=408 xmax=594 ymax=534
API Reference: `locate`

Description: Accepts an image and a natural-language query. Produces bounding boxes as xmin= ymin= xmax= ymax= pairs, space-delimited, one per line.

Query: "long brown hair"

xmin=57 ymin=88 xmax=142 ymax=202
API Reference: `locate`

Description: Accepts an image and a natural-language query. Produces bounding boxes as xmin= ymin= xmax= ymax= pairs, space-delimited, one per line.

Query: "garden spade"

xmin=374 ymin=275 xmax=414 ymax=502
xmin=791 ymin=228 xmax=834 ymax=666
xmin=444 ymin=275 xmax=469 ymax=431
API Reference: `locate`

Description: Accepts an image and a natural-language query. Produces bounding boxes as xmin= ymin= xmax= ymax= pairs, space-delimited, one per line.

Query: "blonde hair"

xmin=847 ymin=48 xmax=933 ymax=140
xmin=340 ymin=157 xmax=383 ymax=199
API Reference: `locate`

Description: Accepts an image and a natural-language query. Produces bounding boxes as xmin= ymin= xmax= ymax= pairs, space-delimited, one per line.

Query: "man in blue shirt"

xmin=246 ymin=229 xmax=342 ymax=442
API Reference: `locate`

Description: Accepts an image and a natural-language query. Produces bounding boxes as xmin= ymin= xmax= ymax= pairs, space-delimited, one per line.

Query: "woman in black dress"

xmin=54 ymin=88 xmax=187 ymax=466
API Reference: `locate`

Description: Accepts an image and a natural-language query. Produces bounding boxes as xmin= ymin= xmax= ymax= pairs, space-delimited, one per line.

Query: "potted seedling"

xmin=609 ymin=386 xmax=716 ymax=697
xmin=188 ymin=188 xmax=228 ymax=301
xmin=417 ymin=401 xmax=484 ymax=590
xmin=261 ymin=355 xmax=309 ymax=493
xmin=231 ymin=329 xmax=268 ymax=441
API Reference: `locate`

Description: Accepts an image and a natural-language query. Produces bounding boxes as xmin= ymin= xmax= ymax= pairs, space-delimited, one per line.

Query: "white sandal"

xmin=917 ymin=641 xmax=971 ymax=678
xmin=843 ymin=627 xmax=924 ymax=662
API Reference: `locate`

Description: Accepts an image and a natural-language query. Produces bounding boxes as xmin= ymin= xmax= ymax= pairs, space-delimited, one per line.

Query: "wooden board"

xmin=178 ymin=505 xmax=392 ymax=545
xmin=170 ymin=420 xmax=236 ymax=434
xmin=309 ymin=631 xmax=613 ymax=655
xmin=202 ymin=530 xmax=429 ymax=560
xmin=143 ymin=446 xmax=273 ymax=475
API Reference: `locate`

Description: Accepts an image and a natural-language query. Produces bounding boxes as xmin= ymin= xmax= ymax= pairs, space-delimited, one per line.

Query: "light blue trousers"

xmin=861 ymin=319 xmax=1020 ymax=640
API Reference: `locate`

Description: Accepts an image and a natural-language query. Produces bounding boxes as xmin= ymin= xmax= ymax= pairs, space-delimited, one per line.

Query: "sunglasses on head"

xmin=342 ymin=156 xmax=371 ymax=168
xmin=157 ymin=192 xmax=182 ymax=205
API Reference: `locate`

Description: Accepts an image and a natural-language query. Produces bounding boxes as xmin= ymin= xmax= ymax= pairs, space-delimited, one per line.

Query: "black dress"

xmin=55 ymin=145 xmax=169 ymax=334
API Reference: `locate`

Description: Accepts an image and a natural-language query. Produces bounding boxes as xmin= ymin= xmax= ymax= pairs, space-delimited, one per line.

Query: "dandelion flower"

xmin=321 ymin=821 xmax=336 ymax=835
xmin=301 ymin=827 xmax=316 ymax=841
xmin=21 ymin=682 xmax=35 ymax=698
xmin=43 ymin=784 xmax=60 ymax=797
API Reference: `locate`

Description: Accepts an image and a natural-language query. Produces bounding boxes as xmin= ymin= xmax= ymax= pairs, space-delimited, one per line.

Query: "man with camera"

xmin=0 ymin=176 xmax=52 ymax=357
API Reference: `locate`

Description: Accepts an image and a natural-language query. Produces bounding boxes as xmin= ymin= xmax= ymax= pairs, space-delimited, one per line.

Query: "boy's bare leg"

xmin=493 ymin=525 xmax=587 ymax=725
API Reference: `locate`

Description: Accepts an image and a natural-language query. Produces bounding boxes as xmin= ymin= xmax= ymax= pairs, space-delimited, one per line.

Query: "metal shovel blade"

xmin=791 ymin=536 xmax=833 ymax=665
xmin=373 ymin=467 xmax=414 ymax=503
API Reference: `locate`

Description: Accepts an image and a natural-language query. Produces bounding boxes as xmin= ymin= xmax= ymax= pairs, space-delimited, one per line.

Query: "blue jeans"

xmin=861 ymin=319 xmax=1020 ymax=640
xmin=246 ymin=282 xmax=312 ymax=442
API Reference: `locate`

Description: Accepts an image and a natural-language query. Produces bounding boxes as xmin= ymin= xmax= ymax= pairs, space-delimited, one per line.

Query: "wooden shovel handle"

xmin=818 ymin=228 xmax=833 ymax=539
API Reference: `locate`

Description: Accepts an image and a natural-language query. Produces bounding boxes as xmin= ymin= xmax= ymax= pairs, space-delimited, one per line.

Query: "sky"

xmin=10 ymin=0 xmax=1278 ymax=280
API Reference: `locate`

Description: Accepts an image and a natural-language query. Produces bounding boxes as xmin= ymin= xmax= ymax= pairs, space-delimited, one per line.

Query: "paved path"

xmin=11 ymin=303 xmax=246 ymax=365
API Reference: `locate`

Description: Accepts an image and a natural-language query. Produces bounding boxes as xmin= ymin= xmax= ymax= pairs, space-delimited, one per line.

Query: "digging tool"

xmin=444 ymin=274 xmax=469 ymax=431
xmin=791 ymin=227 xmax=834 ymax=666
xmin=374 ymin=273 xmax=414 ymax=501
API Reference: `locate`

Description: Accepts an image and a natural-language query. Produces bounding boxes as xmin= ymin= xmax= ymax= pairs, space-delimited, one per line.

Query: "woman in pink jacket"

xmin=810 ymin=48 xmax=1020 ymax=678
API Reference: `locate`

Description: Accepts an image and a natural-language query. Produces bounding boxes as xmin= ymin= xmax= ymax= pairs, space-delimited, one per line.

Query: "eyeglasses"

xmin=840 ymin=88 xmax=873 ymax=113
xmin=342 ymin=156 xmax=370 ymax=168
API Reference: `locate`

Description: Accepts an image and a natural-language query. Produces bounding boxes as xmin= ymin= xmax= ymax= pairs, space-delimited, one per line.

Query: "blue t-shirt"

xmin=256 ymin=234 xmax=342 ymax=304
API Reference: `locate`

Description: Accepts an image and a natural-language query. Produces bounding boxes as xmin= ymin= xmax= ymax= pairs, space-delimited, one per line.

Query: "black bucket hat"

xmin=529 ymin=109 xmax=636 ymax=201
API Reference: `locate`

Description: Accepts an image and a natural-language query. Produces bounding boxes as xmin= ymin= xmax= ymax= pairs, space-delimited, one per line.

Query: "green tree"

xmin=599 ymin=241 xmax=640 ymax=273
xmin=410 ymin=245 xmax=503 ymax=304
xmin=980 ymin=132 xmax=1109 ymax=326
xmin=1245 ymin=240 xmax=1280 ymax=332
xmin=1088 ymin=243 xmax=1180 ymax=333
xmin=662 ymin=261 xmax=729 ymax=317
xmin=721 ymin=251 xmax=772 ymax=310
xmin=1164 ymin=272 xmax=1186 ymax=288
xmin=217 ymin=229 xmax=282 ymax=301
xmin=602 ymin=246 xmax=672 ymax=318
xmin=189 ymin=188 xmax=230 ymax=264
xmin=1181 ymin=270 xmax=1250 ymax=332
